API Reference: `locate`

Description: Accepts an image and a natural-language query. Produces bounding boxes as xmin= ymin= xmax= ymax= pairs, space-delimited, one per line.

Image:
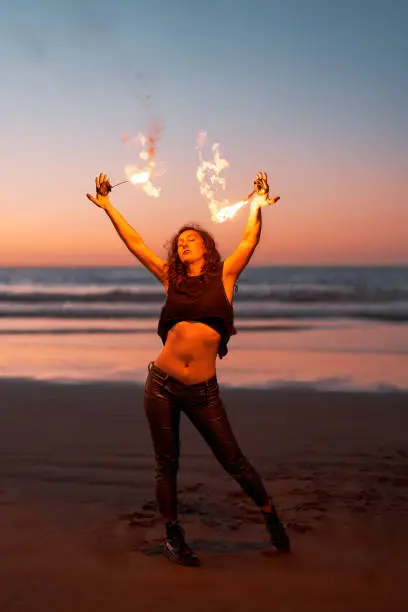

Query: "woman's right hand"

xmin=86 ymin=173 xmax=112 ymax=210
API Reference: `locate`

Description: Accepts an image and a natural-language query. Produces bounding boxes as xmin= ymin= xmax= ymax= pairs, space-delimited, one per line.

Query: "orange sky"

xmin=2 ymin=154 xmax=406 ymax=266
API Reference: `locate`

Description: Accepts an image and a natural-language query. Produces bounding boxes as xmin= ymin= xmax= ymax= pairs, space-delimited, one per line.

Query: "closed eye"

xmin=178 ymin=238 xmax=195 ymax=248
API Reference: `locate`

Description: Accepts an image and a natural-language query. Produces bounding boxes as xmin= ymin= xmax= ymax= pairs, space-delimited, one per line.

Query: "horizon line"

xmin=1 ymin=262 xmax=407 ymax=269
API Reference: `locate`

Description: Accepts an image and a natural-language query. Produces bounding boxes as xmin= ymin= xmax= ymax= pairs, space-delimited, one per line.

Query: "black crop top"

xmin=157 ymin=262 xmax=237 ymax=359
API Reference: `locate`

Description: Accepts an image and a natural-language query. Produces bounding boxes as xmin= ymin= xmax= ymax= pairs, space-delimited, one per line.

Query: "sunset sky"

xmin=1 ymin=0 xmax=407 ymax=266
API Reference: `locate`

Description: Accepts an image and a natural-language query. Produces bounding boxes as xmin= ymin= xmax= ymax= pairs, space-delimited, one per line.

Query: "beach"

xmin=1 ymin=265 xmax=407 ymax=609
xmin=1 ymin=378 xmax=407 ymax=611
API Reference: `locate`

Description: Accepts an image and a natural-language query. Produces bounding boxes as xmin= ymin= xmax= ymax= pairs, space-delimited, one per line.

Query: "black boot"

xmin=164 ymin=521 xmax=201 ymax=567
xmin=262 ymin=505 xmax=291 ymax=553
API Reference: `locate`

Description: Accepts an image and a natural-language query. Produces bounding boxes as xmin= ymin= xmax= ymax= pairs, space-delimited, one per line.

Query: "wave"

xmin=1 ymin=303 xmax=408 ymax=322
xmin=2 ymin=283 xmax=408 ymax=304
xmin=1 ymin=267 xmax=408 ymax=324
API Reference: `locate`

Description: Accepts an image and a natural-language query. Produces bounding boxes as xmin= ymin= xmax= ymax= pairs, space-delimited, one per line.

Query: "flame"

xmin=121 ymin=124 xmax=163 ymax=198
xmin=129 ymin=171 xmax=149 ymax=185
xmin=215 ymin=199 xmax=248 ymax=223
xmin=196 ymin=131 xmax=251 ymax=223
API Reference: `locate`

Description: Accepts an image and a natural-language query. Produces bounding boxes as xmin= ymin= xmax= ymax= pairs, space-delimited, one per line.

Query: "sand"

xmin=0 ymin=379 xmax=407 ymax=611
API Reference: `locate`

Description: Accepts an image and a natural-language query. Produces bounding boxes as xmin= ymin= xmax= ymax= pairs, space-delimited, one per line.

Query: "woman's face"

xmin=177 ymin=230 xmax=206 ymax=264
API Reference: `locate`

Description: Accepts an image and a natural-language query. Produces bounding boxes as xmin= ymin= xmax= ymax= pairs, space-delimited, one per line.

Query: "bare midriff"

xmin=154 ymin=321 xmax=220 ymax=384
xmin=153 ymin=272 xmax=235 ymax=385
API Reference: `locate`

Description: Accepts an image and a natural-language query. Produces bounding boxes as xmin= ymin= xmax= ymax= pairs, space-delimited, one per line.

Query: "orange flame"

xmin=196 ymin=131 xmax=252 ymax=223
xmin=122 ymin=124 xmax=163 ymax=198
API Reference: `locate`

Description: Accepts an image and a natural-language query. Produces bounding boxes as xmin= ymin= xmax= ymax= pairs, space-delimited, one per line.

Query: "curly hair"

xmin=163 ymin=223 xmax=222 ymax=288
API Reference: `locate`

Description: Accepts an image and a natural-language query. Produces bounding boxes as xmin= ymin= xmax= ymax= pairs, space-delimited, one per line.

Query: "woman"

xmin=86 ymin=172 xmax=290 ymax=566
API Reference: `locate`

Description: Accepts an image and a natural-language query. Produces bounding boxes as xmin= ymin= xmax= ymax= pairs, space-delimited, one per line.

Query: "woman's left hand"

xmin=252 ymin=172 xmax=280 ymax=207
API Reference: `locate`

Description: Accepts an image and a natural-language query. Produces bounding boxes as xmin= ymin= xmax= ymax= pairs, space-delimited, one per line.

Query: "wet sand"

xmin=1 ymin=379 xmax=407 ymax=611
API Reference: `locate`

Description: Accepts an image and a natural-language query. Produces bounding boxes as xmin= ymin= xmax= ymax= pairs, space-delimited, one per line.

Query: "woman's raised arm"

xmin=87 ymin=173 xmax=167 ymax=285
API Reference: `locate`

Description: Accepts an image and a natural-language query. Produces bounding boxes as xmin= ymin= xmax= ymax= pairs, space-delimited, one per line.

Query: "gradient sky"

xmin=1 ymin=0 xmax=407 ymax=266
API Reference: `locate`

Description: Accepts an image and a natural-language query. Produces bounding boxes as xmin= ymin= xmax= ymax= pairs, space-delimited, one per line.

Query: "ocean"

xmin=1 ymin=266 xmax=407 ymax=391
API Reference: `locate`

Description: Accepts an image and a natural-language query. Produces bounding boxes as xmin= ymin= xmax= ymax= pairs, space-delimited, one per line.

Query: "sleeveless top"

xmin=157 ymin=262 xmax=237 ymax=359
